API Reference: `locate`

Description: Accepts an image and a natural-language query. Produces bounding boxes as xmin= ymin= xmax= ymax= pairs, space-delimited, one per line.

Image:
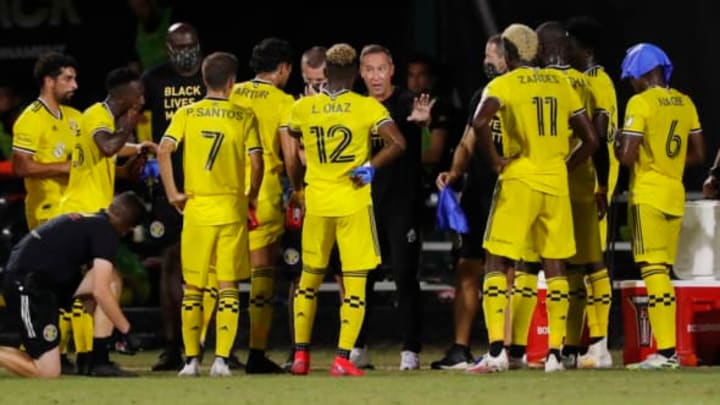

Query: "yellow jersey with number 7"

xmin=163 ymin=97 xmax=261 ymax=226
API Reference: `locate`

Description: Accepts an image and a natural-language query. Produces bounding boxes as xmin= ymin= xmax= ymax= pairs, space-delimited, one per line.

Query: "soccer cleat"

xmin=466 ymin=350 xmax=508 ymax=374
xmin=350 ymin=346 xmax=374 ymax=370
xmin=561 ymin=353 xmax=577 ymax=369
xmin=178 ymin=358 xmax=200 ymax=377
xmin=330 ymin=356 xmax=365 ymax=377
xmin=545 ymin=352 xmax=565 ymax=373
xmin=210 ymin=357 xmax=232 ymax=377
xmin=626 ymin=353 xmax=679 ymax=370
xmin=151 ymin=349 xmax=185 ymax=371
xmin=290 ymin=350 xmax=310 ymax=375
xmin=508 ymin=354 xmax=527 ymax=370
xmin=60 ymin=354 xmax=75 ymax=375
xmin=578 ymin=338 xmax=613 ymax=369
xmin=400 ymin=350 xmax=420 ymax=370
xmin=246 ymin=353 xmax=286 ymax=374
xmin=430 ymin=345 xmax=475 ymax=370
xmin=90 ymin=361 xmax=138 ymax=377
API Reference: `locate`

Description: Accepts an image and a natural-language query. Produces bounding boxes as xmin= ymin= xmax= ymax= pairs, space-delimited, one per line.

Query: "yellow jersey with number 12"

xmin=623 ymin=87 xmax=701 ymax=216
xmin=163 ymin=97 xmax=261 ymax=226
xmin=60 ymin=102 xmax=117 ymax=214
xmin=288 ymin=89 xmax=392 ymax=217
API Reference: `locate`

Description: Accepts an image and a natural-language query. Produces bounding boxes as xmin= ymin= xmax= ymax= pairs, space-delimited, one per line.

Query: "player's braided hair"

xmin=326 ymin=43 xmax=357 ymax=67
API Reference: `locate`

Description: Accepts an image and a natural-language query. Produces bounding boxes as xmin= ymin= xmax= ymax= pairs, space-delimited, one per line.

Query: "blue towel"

xmin=436 ymin=187 xmax=470 ymax=234
xmin=621 ymin=43 xmax=673 ymax=83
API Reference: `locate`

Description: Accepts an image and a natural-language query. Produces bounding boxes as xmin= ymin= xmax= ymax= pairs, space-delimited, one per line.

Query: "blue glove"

xmin=350 ymin=164 xmax=375 ymax=186
xmin=436 ymin=187 xmax=470 ymax=234
xmin=141 ymin=158 xmax=160 ymax=181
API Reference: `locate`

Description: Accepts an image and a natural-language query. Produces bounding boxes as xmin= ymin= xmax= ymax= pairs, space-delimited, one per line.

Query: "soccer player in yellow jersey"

xmin=286 ymin=43 xmax=406 ymax=377
xmin=465 ymin=24 xmax=598 ymax=374
xmin=229 ymin=38 xmax=297 ymax=373
xmin=59 ymin=67 xmax=150 ymax=376
xmin=158 ymin=52 xmax=264 ymax=377
xmin=566 ymin=16 xmax=618 ymax=368
xmin=11 ymin=52 xmax=81 ymax=374
xmin=617 ymin=43 xmax=705 ymax=369
xmin=534 ymin=21 xmax=611 ymax=369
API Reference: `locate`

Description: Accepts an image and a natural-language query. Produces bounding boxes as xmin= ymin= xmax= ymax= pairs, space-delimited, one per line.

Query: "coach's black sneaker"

xmin=151 ymin=348 xmax=184 ymax=371
xmin=90 ymin=361 xmax=138 ymax=377
xmin=227 ymin=352 xmax=245 ymax=370
xmin=246 ymin=350 xmax=286 ymax=374
xmin=61 ymin=354 xmax=75 ymax=375
xmin=430 ymin=344 xmax=474 ymax=370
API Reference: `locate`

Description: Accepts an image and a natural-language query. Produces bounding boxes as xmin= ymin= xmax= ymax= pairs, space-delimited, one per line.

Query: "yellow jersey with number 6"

xmin=163 ymin=97 xmax=261 ymax=226
xmin=288 ymin=89 xmax=392 ymax=216
xmin=623 ymin=87 xmax=701 ymax=216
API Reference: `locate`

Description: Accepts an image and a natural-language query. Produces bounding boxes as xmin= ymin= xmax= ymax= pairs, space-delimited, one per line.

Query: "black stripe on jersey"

xmin=12 ymin=145 xmax=36 ymax=154
xmin=483 ymin=181 xmax=502 ymax=243
xmin=247 ymin=147 xmax=263 ymax=154
xmin=278 ymin=125 xmax=289 ymax=130
xmin=321 ymin=88 xmax=350 ymax=100
xmin=622 ymin=129 xmax=644 ymax=137
xmin=375 ymin=118 xmax=393 ymax=129
xmin=368 ymin=205 xmax=381 ymax=257
xmin=690 ymin=128 xmax=702 ymax=134
xmin=37 ymin=98 xmax=62 ymax=120
xmin=162 ymin=135 xmax=178 ymax=143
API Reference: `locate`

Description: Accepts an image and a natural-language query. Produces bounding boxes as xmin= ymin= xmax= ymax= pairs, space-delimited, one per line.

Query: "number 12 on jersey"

xmin=533 ymin=96 xmax=558 ymax=136
xmin=310 ymin=125 xmax=355 ymax=163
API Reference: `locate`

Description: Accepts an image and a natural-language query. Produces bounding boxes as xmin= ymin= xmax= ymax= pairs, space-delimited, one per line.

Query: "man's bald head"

xmin=166 ymin=22 xmax=201 ymax=75
xmin=167 ymin=22 xmax=198 ymax=46
xmin=536 ymin=21 xmax=568 ymax=66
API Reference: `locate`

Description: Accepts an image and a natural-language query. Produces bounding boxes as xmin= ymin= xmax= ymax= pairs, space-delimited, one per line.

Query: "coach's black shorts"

xmin=148 ymin=193 xmax=183 ymax=248
xmin=455 ymin=195 xmax=493 ymax=260
xmin=280 ymin=228 xmax=341 ymax=280
xmin=3 ymin=273 xmax=65 ymax=359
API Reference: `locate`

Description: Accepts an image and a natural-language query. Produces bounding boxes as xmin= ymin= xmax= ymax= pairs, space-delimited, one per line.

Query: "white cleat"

xmin=578 ymin=338 xmax=613 ymax=369
xmin=466 ymin=350 xmax=509 ymax=374
xmin=545 ymin=352 xmax=565 ymax=373
xmin=178 ymin=358 xmax=200 ymax=377
xmin=210 ymin=357 xmax=232 ymax=377
xmin=400 ymin=350 xmax=420 ymax=370
xmin=350 ymin=346 xmax=372 ymax=369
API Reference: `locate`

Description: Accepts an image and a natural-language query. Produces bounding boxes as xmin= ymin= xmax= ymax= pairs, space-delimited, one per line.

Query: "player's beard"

xmin=57 ymin=89 xmax=74 ymax=104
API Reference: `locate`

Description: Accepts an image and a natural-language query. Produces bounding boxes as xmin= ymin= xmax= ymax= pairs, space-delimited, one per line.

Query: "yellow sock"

xmin=587 ymin=268 xmax=611 ymax=338
xmin=483 ymin=271 xmax=508 ymax=344
xmin=546 ymin=276 xmax=569 ymax=350
xmin=293 ymin=267 xmax=325 ymax=345
xmin=338 ymin=271 xmax=368 ymax=351
xmin=215 ymin=287 xmax=240 ymax=358
xmin=249 ymin=266 xmax=275 ymax=351
xmin=181 ymin=290 xmax=203 ymax=357
xmin=565 ymin=269 xmax=586 ymax=347
xmin=71 ymin=300 xmax=93 ymax=353
xmin=200 ymin=266 xmax=218 ymax=346
xmin=58 ymin=309 xmax=72 ymax=355
xmin=510 ymin=271 xmax=538 ymax=346
xmin=641 ymin=265 xmax=676 ymax=350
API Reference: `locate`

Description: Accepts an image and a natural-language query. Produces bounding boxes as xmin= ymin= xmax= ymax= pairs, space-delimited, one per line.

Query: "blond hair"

xmin=326 ymin=43 xmax=357 ymax=66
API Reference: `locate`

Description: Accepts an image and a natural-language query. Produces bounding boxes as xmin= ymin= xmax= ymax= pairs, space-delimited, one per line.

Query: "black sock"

xmin=659 ymin=348 xmax=675 ymax=358
xmin=92 ymin=337 xmax=112 ymax=364
xmin=509 ymin=344 xmax=526 ymax=359
xmin=589 ymin=337 xmax=604 ymax=345
xmin=489 ymin=341 xmax=504 ymax=357
xmin=548 ymin=349 xmax=561 ymax=360
xmin=336 ymin=348 xmax=350 ymax=359
xmin=295 ymin=343 xmax=309 ymax=352
xmin=562 ymin=345 xmax=579 ymax=357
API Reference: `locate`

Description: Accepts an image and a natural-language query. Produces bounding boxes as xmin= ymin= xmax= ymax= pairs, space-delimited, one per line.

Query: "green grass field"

xmin=1 ymin=347 xmax=719 ymax=405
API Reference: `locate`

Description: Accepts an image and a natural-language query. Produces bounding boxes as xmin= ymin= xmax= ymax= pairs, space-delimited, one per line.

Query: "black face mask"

xmin=168 ymin=44 xmax=200 ymax=73
xmin=483 ymin=63 xmax=502 ymax=80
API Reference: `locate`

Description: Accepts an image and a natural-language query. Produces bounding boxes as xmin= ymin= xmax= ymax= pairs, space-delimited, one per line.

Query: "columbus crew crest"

xmin=283 ymin=248 xmax=300 ymax=266
xmin=150 ymin=220 xmax=165 ymax=238
xmin=43 ymin=324 xmax=58 ymax=342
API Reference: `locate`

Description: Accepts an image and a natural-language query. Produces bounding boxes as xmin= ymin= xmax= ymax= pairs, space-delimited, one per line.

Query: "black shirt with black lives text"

xmin=463 ymin=87 xmax=503 ymax=201
xmin=142 ymin=63 xmax=205 ymax=190
xmin=370 ymin=87 xmax=423 ymax=211
xmin=5 ymin=212 xmax=119 ymax=289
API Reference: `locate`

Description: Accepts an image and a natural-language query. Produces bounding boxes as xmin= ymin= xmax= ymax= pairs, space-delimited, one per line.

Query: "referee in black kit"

xmin=353 ymin=44 xmax=435 ymax=370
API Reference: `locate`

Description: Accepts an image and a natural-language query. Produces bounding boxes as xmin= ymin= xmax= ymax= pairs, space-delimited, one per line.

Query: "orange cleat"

xmin=329 ymin=356 xmax=365 ymax=377
xmin=290 ymin=350 xmax=310 ymax=375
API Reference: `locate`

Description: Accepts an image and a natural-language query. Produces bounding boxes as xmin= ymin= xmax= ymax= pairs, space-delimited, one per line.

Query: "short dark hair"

xmin=33 ymin=52 xmax=78 ymax=88
xmin=301 ymin=46 xmax=327 ymax=69
xmin=105 ymin=67 xmax=141 ymax=95
xmin=249 ymin=37 xmax=293 ymax=74
xmin=360 ymin=44 xmax=393 ymax=64
xmin=202 ymin=52 xmax=238 ymax=90
xmin=407 ymin=52 xmax=435 ymax=75
xmin=566 ymin=16 xmax=603 ymax=51
xmin=502 ymin=38 xmax=520 ymax=63
xmin=110 ymin=191 xmax=147 ymax=227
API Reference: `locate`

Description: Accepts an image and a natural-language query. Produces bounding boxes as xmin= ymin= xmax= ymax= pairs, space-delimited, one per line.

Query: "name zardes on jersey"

xmin=311 ymin=102 xmax=351 ymax=114
xmin=186 ymin=106 xmax=249 ymax=120
xmin=517 ymin=72 xmax=560 ymax=85
xmin=658 ymin=96 xmax=685 ymax=106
